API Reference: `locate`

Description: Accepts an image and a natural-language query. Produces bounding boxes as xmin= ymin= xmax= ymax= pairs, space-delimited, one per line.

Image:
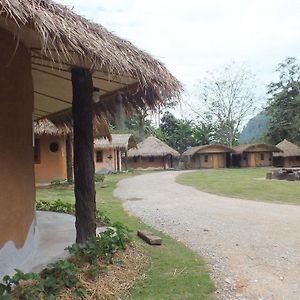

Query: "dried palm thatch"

xmin=11 ymin=242 xmax=149 ymax=300
xmin=233 ymin=143 xmax=281 ymax=154
xmin=34 ymin=116 xmax=111 ymax=139
xmin=0 ymin=0 xmax=182 ymax=125
xmin=182 ymin=144 xmax=234 ymax=156
xmin=34 ymin=119 xmax=70 ymax=136
xmin=128 ymin=136 xmax=180 ymax=158
xmin=94 ymin=134 xmax=137 ymax=151
xmin=273 ymin=139 xmax=300 ymax=157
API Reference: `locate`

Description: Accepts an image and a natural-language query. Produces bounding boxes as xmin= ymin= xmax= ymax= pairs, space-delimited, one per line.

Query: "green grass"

xmin=36 ymin=173 xmax=215 ymax=300
xmin=177 ymin=168 xmax=300 ymax=205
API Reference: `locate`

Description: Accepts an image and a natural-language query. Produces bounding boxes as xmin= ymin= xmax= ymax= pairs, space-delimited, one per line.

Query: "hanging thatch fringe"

xmin=0 ymin=0 xmax=182 ymax=102
xmin=34 ymin=116 xmax=111 ymax=140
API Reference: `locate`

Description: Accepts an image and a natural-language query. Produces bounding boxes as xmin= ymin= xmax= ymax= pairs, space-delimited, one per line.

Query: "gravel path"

xmin=114 ymin=171 xmax=300 ymax=300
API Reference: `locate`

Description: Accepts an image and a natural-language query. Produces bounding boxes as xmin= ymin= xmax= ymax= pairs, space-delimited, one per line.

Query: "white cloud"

xmin=57 ymin=0 xmax=300 ymax=109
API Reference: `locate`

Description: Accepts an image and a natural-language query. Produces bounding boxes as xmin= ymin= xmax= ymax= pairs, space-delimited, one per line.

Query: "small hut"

xmin=128 ymin=136 xmax=180 ymax=169
xmin=34 ymin=118 xmax=111 ymax=184
xmin=273 ymin=139 xmax=300 ymax=167
xmin=94 ymin=134 xmax=137 ymax=172
xmin=34 ymin=119 xmax=69 ymax=184
xmin=182 ymin=144 xmax=233 ymax=169
xmin=232 ymin=143 xmax=281 ymax=167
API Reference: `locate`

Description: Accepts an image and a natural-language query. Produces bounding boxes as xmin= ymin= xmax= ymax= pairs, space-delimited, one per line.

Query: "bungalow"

xmin=0 ymin=0 xmax=181 ymax=277
xmin=127 ymin=136 xmax=180 ymax=169
xmin=182 ymin=144 xmax=233 ymax=169
xmin=273 ymin=139 xmax=300 ymax=167
xmin=232 ymin=143 xmax=281 ymax=167
xmin=94 ymin=134 xmax=137 ymax=172
xmin=34 ymin=119 xmax=69 ymax=184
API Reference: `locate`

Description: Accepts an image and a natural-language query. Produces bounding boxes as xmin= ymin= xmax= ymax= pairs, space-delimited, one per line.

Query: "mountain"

xmin=239 ymin=111 xmax=271 ymax=144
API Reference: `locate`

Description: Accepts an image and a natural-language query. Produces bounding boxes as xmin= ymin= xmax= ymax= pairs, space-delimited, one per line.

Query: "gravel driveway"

xmin=114 ymin=171 xmax=300 ymax=300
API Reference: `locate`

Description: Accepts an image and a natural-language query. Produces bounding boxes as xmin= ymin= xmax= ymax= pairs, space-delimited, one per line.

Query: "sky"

xmin=57 ymin=0 xmax=300 ymax=119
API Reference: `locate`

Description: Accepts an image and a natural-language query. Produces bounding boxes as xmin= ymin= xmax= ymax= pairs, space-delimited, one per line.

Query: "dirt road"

xmin=115 ymin=171 xmax=300 ymax=299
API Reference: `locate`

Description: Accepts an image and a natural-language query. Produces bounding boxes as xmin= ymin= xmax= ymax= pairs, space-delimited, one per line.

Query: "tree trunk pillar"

xmin=71 ymin=68 xmax=96 ymax=244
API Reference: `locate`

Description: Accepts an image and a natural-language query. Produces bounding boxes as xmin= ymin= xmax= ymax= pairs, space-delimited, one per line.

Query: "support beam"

xmin=71 ymin=68 xmax=96 ymax=244
xmin=66 ymin=133 xmax=73 ymax=183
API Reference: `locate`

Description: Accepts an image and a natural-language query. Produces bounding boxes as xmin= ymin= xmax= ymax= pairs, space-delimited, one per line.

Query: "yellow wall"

xmin=34 ymin=134 xmax=67 ymax=183
xmin=0 ymin=28 xmax=35 ymax=248
xmin=94 ymin=148 xmax=115 ymax=171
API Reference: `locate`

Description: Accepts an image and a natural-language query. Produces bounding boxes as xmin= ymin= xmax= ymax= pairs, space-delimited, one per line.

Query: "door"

xmin=249 ymin=153 xmax=256 ymax=167
xmin=212 ymin=154 xmax=219 ymax=168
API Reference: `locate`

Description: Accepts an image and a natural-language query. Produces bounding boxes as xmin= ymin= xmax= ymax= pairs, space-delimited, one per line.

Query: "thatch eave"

xmin=128 ymin=136 xmax=180 ymax=158
xmin=233 ymin=143 xmax=282 ymax=154
xmin=0 ymin=0 xmax=182 ymax=122
xmin=182 ymin=144 xmax=234 ymax=156
xmin=273 ymin=139 xmax=300 ymax=157
xmin=94 ymin=134 xmax=137 ymax=151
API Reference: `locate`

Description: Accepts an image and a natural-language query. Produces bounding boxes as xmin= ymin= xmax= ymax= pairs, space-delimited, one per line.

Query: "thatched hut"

xmin=34 ymin=118 xmax=111 ymax=184
xmin=94 ymin=134 xmax=137 ymax=172
xmin=127 ymin=136 xmax=180 ymax=169
xmin=34 ymin=119 xmax=70 ymax=184
xmin=273 ymin=139 xmax=300 ymax=167
xmin=0 ymin=0 xmax=181 ymax=277
xmin=232 ymin=143 xmax=281 ymax=167
xmin=182 ymin=144 xmax=234 ymax=169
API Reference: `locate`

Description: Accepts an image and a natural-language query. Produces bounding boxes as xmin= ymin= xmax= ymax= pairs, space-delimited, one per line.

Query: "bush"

xmin=36 ymin=199 xmax=110 ymax=226
xmin=95 ymin=174 xmax=105 ymax=182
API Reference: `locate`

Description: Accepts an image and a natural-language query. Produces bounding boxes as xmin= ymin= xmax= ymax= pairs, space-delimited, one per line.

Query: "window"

xmin=204 ymin=155 xmax=209 ymax=163
xmin=260 ymin=153 xmax=264 ymax=161
xmin=296 ymin=156 xmax=300 ymax=161
xmin=96 ymin=150 xmax=103 ymax=162
xmin=133 ymin=156 xmax=138 ymax=163
xmin=49 ymin=142 xmax=59 ymax=153
xmin=149 ymin=156 xmax=155 ymax=162
xmin=34 ymin=138 xmax=40 ymax=164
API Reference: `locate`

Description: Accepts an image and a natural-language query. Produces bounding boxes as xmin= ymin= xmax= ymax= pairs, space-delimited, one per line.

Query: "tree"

xmin=156 ymin=112 xmax=196 ymax=152
xmin=266 ymin=57 xmax=300 ymax=144
xmin=195 ymin=63 xmax=257 ymax=147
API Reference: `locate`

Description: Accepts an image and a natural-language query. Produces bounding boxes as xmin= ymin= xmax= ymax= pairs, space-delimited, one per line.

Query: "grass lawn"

xmin=36 ymin=173 xmax=215 ymax=300
xmin=177 ymin=168 xmax=300 ymax=205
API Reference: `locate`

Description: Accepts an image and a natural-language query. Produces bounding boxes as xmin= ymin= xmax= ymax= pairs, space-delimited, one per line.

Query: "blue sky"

xmin=57 ymin=0 xmax=300 ymax=117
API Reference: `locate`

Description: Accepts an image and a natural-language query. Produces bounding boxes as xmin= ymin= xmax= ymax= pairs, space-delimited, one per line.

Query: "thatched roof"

xmin=34 ymin=116 xmax=111 ymax=139
xmin=233 ymin=143 xmax=281 ymax=154
xmin=34 ymin=119 xmax=69 ymax=136
xmin=127 ymin=136 xmax=180 ymax=157
xmin=94 ymin=134 xmax=136 ymax=150
xmin=0 ymin=0 xmax=182 ymax=126
xmin=182 ymin=144 xmax=234 ymax=156
xmin=273 ymin=139 xmax=300 ymax=157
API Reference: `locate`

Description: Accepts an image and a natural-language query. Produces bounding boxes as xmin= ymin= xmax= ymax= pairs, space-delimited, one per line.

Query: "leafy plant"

xmin=95 ymin=173 xmax=105 ymax=182
xmin=40 ymin=260 xmax=80 ymax=297
xmin=36 ymin=199 xmax=110 ymax=225
xmin=66 ymin=224 xmax=129 ymax=264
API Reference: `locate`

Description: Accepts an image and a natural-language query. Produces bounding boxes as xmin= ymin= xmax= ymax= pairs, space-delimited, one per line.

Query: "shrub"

xmin=95 ymin=174 xmax=105 ymax=182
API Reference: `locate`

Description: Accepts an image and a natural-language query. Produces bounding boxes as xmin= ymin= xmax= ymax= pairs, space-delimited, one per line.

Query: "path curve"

xmin=115 ymin=171 xmax=300 ymax=300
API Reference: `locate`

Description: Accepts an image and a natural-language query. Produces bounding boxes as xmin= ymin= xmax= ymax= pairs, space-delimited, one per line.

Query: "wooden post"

xmin=66 ymin=133 xmax=73 ymax=183
xmin=71 ymin=68 xmax=96 ymax=244
xmin=125 ymin=151 xmax=128 ymax=171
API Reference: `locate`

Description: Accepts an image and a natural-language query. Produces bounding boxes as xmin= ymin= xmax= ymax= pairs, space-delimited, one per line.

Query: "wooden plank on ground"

xmin=137 ymin=231 xmax=162 ymax=245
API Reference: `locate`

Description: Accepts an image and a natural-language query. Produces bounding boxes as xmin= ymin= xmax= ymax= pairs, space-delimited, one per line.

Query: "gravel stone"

xmin=115 ymin=171 xmax=300 ymax=300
